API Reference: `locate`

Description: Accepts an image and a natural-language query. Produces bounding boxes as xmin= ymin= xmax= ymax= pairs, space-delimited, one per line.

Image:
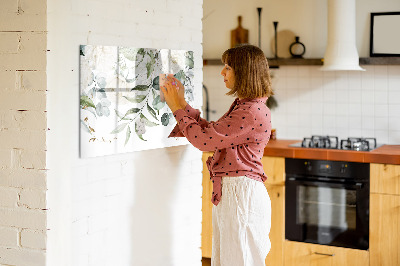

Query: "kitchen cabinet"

xmin=201 ymin=154 xmax=286 ymax=266
xmin=370 ymin=163 xmax=400 ymax=195
xmin=370 ymin=163 xmax=400 ymax=266
xmin=261 ymin=156 xmax=285 ymax=266
xmin=202 ymin=152 xmax=213 ymax=258
xmin=284 ymin=241 xmax=369 ymax=266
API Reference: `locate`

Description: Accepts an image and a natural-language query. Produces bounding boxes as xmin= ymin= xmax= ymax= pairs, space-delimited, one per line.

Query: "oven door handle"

xmin=287 ymin=177 xmax=364 ymax=189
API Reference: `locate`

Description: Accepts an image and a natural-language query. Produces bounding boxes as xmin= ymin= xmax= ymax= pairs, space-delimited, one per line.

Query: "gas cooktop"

xmin=289 ymin=135 xmax=382 ymax=151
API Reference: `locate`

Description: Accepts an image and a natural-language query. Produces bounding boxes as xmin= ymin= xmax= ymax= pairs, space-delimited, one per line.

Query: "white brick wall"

xmin=46 ymin=0 xmax=203 ymax=266
xmin=0 ymin=0 xmax=48 ymax=265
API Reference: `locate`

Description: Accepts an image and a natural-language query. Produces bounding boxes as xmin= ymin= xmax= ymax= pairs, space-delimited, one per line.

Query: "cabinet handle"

xmin=314 ymin=252 xmax=335 ymax=257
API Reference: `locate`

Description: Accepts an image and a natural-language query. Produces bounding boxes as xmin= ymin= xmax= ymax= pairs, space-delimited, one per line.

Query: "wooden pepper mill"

xmin=231 ymin=16 xmax=249 ymax=48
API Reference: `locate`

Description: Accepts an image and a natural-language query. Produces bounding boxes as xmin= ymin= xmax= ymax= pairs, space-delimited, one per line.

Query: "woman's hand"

xmin=160 ymin=76 xmax=186 ymax=113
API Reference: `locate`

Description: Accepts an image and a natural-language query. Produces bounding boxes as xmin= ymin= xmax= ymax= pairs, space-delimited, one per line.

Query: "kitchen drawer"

xmin=284 ymin=241 xmax=369 ymax=266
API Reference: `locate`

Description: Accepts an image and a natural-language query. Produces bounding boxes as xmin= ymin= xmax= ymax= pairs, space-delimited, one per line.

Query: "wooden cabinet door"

xmin=202 ymin=152 xmax=213 ymax=258
xmin=370 ymin=193 xmax=400 ymax=266
xmin=284 ymin=241 xmax=369 ymax=266
xmin=262 ymin=156 xmax=285 ymax=186
xmin=264 ymin=184 xmax=284 ymax=266
xmin=370 ymin=163 xmax=400 ymax=195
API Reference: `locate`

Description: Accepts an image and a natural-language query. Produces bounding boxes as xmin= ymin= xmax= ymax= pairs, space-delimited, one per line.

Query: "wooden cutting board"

xmin=231 ymin=16 xmax=249 ymax=48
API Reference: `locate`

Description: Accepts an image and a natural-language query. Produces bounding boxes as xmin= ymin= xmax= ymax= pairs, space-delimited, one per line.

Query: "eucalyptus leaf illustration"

xmin=186 ymin=56 xmax=194 ymax=69
xmin=174 ymin=70 xmax=186 ymax=83
xmin=95 ymin=76 xmax=107 ymax=89
xmin=123 ymin=95 xmax=146 ymax=103
xmin=146 ymin=51 xmax=156 ymax=78
xmin=147 ymin=103 xmax=158 ymax=121
xmin=97 ymin=89 xmax=107 ymax=100
xmin=115 ymin=109 xmax=132 ymax=121
xmin=125 ymin=125 xmax=131 ymax=146
xmin=123 ymin=108 xmax=140 ymax=117
xmin=95 ymin=98 xmax=111 ymax=117
xmin=140 ymin=114 xmax=158 ymax=127
xmin=161 ymin=113 xmax=170 ymax=126
xmin=152 ymin=76 xmax=160 ymax=90
xmin=152 ymin=95 xmax=165 ymax=111
xmin=80 ymin=95 xmax=96 ymax=109
xmin=131 ymin=85 xmax=149 ymax=91
xmin=111 ymin=122 xmax=129 ymax=134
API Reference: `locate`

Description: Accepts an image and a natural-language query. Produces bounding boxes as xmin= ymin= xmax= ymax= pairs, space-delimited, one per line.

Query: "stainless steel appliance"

xmin=285 ymin=158 xmax=370 ymax=250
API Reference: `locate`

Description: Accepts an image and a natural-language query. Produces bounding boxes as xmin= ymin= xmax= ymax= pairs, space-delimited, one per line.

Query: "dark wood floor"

xmin=202 ymin=257 xmax=211 ymax=266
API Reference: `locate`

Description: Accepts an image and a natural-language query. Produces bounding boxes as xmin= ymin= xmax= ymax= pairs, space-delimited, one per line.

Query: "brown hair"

xmin=221 ymin=44 xmax=273 ymax=99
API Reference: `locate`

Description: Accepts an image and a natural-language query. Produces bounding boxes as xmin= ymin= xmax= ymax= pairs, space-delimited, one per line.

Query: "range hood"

xmin=320 ymin=0 xmax=365 ymax=71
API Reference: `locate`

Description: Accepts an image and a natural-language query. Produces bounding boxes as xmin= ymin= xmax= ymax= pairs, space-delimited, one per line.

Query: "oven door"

xmin=285 ymin=177 xmax=369 ymax=250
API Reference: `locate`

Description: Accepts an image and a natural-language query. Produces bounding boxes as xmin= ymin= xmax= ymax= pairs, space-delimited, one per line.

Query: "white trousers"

xmin=212 ymin=176 xmax=271 ymax=266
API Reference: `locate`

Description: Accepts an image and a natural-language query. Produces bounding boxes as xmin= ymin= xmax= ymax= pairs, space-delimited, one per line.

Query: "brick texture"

xmin=0 ymin=0 xmax=47 ymax=264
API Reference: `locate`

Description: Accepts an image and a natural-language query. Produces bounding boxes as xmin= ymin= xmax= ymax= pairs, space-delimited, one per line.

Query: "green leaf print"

xmin=140 ymin=114 xmax=158 ymax=127
xmin=152 ymin=76 xmax=160 ymax=90
xmin=131 ymin=85 xmax=149 ymax=91
xmin=80 ymin=95 xmax=96 ymax=109
xmin=147 ymin=103 xmax=158 ymax=121
xmin=125 ymin=125 xmax=131 ymax=146
xmin=110 ymin=122 xmax=129 ymax=134
xmin=152 ymin=95 xmax=165 ymax=110
xmin=161 ymin=113 xmax=170 ymax=126
xmin=123 ymin=95 xmax=146 ymax=103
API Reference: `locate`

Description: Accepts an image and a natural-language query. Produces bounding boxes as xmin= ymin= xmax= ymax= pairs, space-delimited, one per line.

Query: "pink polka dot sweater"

xmin=169 ymin=97 xmax=272 ymax=206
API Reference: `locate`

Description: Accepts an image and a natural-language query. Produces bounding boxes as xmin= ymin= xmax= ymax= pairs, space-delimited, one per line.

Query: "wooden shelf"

xmin=203 ymin=58 xmax=323 ymax=67
xmin=359 ymin=57 xmax=400 ymax=65
xmin=203 ymin=57 xmax=400 ymax=67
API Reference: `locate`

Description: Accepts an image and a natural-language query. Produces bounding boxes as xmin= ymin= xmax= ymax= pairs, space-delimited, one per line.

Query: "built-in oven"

xmin=285 ymin=158 xmax=370 ymax=250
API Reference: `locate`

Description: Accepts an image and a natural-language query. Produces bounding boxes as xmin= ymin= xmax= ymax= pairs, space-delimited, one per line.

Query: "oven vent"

xmin=320 ymin=0 xmax=365 ymax=71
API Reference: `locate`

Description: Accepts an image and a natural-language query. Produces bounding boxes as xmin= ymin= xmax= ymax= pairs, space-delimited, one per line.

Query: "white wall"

xmin=46 ymin=0 xmax=203 ymax=265
xmin=0 ymin=0 xmax=48 ymax=265
xmin=203 ymin=0 xmax=400 ymax=145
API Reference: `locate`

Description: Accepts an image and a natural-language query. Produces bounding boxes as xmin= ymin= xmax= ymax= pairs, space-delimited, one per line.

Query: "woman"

xmin=161 ymin=44 xmax=273 ymax=266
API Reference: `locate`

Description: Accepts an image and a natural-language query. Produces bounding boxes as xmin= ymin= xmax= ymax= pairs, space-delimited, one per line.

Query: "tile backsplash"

xmin=203 ymin=65 xmax=400 ymax=145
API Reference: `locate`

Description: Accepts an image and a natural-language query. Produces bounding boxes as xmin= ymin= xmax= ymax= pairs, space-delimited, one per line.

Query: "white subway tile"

xmin=348 ymin=90 xmax=362 ymax=103
xmin=374 ymin=90 xmax=388 ymax=104
xmin=348 ymin=116 xmax=362 ymax=129
xmin=374 ymin=117 xmax=389 ymax=130
xmin=361 ymin=104 xmax=375 ymax=117
xmin=388 ymin=104 xmax=400 ymax=117
xmin=375 ymin=104 xmax=389 ymax=117
xmin=374 ymin=77 xmax=388 ymax=91
xmin=362 ymin=116 xmax=375 ymax=130
xmin=388 ymin=117 xmax=400 ymax=131
xmin=374 ymin=65 xmax=388 ymax=77
xmin=388 ymin=91 xmax=400 ymax=105
xmin=361 ymin=90 xmax=375 ymax=104
xmin=388 ymin=131 xmax=400 ymax=143
xmin=374 ymin=130 xmax=389 ymax=144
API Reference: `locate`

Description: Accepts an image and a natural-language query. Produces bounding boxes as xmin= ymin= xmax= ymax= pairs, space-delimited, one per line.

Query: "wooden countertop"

xmin=263 ymin=139 xmax=400 ymax=165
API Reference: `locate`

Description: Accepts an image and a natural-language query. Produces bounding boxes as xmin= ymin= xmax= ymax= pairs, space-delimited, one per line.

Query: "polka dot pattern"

xmin=168 ymin=97 xmax=272 ymax=206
